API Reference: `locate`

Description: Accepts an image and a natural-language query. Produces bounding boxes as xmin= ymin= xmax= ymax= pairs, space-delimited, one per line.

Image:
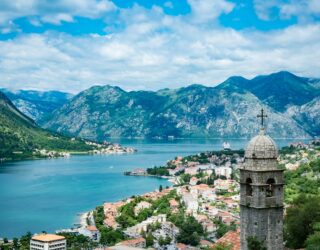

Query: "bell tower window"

xmin=266 ymin=178 xmax=275 ymax=197
xmin=246 ymin=178 xmax=253 ymax=196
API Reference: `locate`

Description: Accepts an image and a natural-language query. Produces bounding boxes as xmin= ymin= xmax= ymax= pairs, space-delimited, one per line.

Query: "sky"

xmin=0 ymin=0 xmax=320 ymax=93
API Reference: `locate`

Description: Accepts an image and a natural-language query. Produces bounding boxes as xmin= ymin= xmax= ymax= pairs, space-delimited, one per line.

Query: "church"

xmin=240 ymin=109 xmax=284 ymax=250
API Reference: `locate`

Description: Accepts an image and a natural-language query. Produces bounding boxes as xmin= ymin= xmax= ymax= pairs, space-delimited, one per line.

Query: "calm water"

xmin=0 ymin=138 xmax=306 ymax=238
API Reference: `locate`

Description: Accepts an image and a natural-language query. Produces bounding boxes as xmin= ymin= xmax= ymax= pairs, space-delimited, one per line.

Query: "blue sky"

xmin=0 ymin=0 xmax=319 ymax=92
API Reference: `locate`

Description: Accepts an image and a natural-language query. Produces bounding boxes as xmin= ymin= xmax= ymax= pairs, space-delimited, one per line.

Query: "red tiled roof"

xmin=214 ymin=229 xmax=240 ymax=250
xmin=118 ymin=237 xmax=146 ymax=246
xmin=86 ymin=225 xmax=98 ymax=231
xmin=176 ymin=243 xmax=187 ymax=250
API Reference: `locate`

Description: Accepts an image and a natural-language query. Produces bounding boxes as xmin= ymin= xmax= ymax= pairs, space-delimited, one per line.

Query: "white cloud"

xmin=254 ymin=0 xmax=320 ymax=22
xmin=187 ymin=0 xmax=235 ymax=23
xmin=0 ymin=2 xmax=320 ymax=93
xmin=0 ymin=0 xmax=116 ymax=26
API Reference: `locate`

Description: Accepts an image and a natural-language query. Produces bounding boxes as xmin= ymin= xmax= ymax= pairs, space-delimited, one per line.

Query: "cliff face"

xmin=40 ymin=71 xmax=318 ymax=141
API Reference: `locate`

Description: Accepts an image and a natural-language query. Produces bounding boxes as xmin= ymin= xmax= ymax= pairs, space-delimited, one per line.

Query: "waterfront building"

xmin=30 ymin=234 xmax=66 ymax=250
xmin=240 ymin=109 xmax=284 ymax=250
xmin=78 ymin=225 xmax=100 ymax=242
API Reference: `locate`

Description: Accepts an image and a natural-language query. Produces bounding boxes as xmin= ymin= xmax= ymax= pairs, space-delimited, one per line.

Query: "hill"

xmin=0 ymin=89 xmax=73 ymax=122
xmin=0 ymin=91 xmax=95 ymax=160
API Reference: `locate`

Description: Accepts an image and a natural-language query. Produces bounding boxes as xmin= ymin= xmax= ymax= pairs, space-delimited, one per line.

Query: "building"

xmin=78 ymin=225 xmax=100 ymax=241
xmin=215 ymin=166 xmax=232 ymax=179
xmin=213 ymin=229 xmax=240 ymax=250
xmin=240 ymin=113 xmax=284 ymax=250
xmin=30 ymin=234 xmax=66 ymax=250
xmin=116 ymin=237 xmax=146 ymax=248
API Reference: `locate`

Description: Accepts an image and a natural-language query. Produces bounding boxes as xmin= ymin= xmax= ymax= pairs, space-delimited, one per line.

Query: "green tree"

xmin=306 ymin=232 xmax=320 ymax=250
xmin=285 ymin=195 xmax=320 ymax=249
xmin=176 ymin=216 xmax=204 ymax=246
xmin=146 ymin=232 xmax=154 ymax=247
xmin=13 ymin=238 xmax=19 ymax=249
xmin=210 ymin=243 xmax=233 ymax=250
xmin=247 ymin=236 xmax=267 ymax=250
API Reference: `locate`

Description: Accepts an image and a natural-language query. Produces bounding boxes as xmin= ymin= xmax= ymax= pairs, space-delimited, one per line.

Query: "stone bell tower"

xmin=240 ymin=109 xmax=284 ymax=250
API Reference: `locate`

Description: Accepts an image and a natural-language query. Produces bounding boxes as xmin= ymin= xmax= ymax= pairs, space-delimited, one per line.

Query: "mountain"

xmin=0 ymin=91 xmax=94 ymax=159
xmin=286 ymin=96 xmax=320 ymax=136
xmin=219 ymin=71 xmax=320 ymax=112
xmin=41 ymin=81 xmax=310 ymax=141
xmin=0 ymin=89 xmax=73 ymax=122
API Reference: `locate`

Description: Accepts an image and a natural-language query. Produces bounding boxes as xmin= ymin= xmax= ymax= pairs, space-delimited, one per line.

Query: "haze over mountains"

xmin=2 ymin=71 xmax=320 ymax=141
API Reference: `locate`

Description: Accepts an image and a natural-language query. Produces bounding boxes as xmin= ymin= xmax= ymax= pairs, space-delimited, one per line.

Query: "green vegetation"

xmin=169 ymin=212 xmax=204 ymax=246
xmin=116 ymin=190 xmax=179 ymax=228
xmin=0 ymin=92 xmax=101 ymax=161
xmin=285 ymin=159 xmax=320 ymax=203
xmin=285 ymin=194 xmax=320 ymax=249
xmin=214 ymin=220 xmax=237 ymax=239
xmin=209 ymin=243 xmax=233 ymax=250
xmin=93 ymin=205 xmax=127 ymax=245
xmin=57 ymin=233 xmax=97 ymax=249
xmin=247 ymin=236 xmax=266 ymax=250
xmin=146 ymin=166 xmax=169 ymax=176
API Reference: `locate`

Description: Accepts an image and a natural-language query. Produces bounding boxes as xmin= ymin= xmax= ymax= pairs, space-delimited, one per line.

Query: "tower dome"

xmin=245 ymin=128 xmax=278 ymax=159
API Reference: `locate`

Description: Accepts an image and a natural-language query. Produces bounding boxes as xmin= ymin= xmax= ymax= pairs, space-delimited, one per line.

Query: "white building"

xmin=30 ymin=234 xmax=66 ymax=250
xmin=78 ymin=225 xmax=101 ymax=242
xmin=215 ymin=166 xmax=232 ymax=179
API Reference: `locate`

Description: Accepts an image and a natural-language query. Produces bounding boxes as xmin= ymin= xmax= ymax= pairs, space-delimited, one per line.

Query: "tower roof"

xmin=245 ymin=128 xmax=278 ymax=159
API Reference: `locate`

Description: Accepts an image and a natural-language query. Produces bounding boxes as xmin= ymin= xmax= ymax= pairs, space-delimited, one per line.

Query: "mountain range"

xmin=2 ymin=71 xmax=319 ymax=141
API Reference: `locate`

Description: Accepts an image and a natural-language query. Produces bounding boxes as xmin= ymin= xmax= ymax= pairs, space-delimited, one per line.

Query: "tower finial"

xmin=257 ymin=108 xmax=268 ymax=128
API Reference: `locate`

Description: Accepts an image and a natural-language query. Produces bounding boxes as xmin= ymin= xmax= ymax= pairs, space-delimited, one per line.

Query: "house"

xmin=200 ymin=239 xmax=213 ymax=248
xmin=125 ymin=215 xmax=167 ymax=238
xmin=79 ymin=225 xmax=101 ymax=241
xmin=185 ymin=167 xmax=199 ymax=175
xmin=189 ymin=177 xmax=198 ymax=186
xmin=134 ymin=201 xmax=152 ymax=215
xmin=117 ymin=237 xmax=146 ymax=248
xmin=169 ymin=199 xmax=179 ymax=210
xmin=30 ymin=234 xmax=66 ymax=250
xmin=215 ymin=166 xmax=232 ymax=179
xmin=212 ymin=229 xmax=240 ymax=250
xmin=182 ymin=193 xmax=198 ymax=215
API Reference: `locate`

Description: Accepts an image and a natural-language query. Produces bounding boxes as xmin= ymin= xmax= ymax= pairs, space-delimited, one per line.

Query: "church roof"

xmin=245 ymin=128 xmax=278 ymax=159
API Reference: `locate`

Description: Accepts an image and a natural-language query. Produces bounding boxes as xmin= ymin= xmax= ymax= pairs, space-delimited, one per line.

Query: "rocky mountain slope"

xmin=40 ymin=71 xmax=318 ymax=140
xmin=0 ymin=89 xmax=73 ymax=122
xmin=0 ymin=91 xmax=94 ymax=159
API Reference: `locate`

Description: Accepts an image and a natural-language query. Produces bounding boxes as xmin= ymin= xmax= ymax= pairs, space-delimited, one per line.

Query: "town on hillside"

xmin=2 ymin=139 xmax=319 ymax=250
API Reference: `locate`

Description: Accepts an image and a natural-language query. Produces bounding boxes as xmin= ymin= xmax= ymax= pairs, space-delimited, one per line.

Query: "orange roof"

xmin=32 ymin=234 xmax=65 ymax=242
xmin=169 ymin=199 xmax=179 ymax=206
xmin=200 ymin=239 xmax=213 ymax=246
xmin=118 ymin=237 xmax=146 ymax=246
xmin=214 ymin=230 xmax=240 ymax=250
xmin=87 ymin=225 xmax=98 ymax=231
xmin=176 ymin=243 xmax=187 ymax=250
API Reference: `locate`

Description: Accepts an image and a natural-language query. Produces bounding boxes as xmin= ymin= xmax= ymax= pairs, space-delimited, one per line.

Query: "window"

xmin=266 ymin=178 xmax=275 ymax=197
xmin=246 ymin=178 xmax=253 ymax=196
